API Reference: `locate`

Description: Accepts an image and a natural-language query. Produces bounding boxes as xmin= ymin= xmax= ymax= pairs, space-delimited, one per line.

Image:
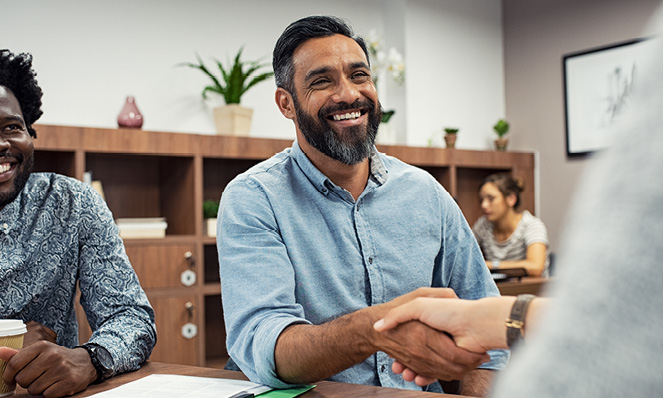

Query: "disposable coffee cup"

xmin=0 ymin=320 xmax=27 ymax=397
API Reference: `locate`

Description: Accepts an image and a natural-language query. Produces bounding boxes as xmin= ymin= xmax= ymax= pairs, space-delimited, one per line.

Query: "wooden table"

xmin=497 ymin=277 xmax=552 ymax=296
xmin=15 ymin=362 xmax=452 ymax=397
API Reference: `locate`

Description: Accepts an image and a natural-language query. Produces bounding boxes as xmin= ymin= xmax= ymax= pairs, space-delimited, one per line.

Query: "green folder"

xmin=257 ymin=385 xmax=315 ymax=397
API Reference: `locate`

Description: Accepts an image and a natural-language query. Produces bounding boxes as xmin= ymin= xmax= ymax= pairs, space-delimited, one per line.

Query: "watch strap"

xmin=505 ymin=294 xmax=535 ymax=348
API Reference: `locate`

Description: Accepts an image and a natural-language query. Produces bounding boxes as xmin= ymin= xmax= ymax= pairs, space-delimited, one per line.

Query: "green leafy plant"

xmin=180 ymin=48 xmax=274 ymax=104
xmin=493 ymin=119 xmax=510 ymax=137
xmin=427 ymin=127 xmax=460 ymax=147
xmin=203 ymin=199 xmax=220 ymax=219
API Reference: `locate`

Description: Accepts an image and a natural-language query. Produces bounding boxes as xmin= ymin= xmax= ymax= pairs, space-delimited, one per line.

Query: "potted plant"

xmin=181 ymin=48 xmax=274 ymax=136
xmin=493 ymin=119 xmax=510 ymax=151
xmin=203 ymin=199 xmax=220 ymax=237
xmin=443 ymin=127 xmax=459 ymax=148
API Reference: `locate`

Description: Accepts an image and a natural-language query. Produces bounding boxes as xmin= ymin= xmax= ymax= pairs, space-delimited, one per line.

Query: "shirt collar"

xmin=290 ymin=140 xmax=389 ymax=196
xmin=369 ymin=146 xmax=388 ymax=185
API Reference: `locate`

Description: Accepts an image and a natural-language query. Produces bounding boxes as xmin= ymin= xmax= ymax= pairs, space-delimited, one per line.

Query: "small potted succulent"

xmin=493 ymin=119 xmax=510 ymax=151
xmin=203 ymin=199 xmax=220 ymax=237
xmin=443 ymin=127 xmax=459 ymax=148
xmin=180 ymin=48 xmax=274 ymax=136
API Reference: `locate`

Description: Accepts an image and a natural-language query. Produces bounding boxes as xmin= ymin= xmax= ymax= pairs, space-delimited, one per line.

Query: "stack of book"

xmin=115 ymin=217 xmax=168 ymax=239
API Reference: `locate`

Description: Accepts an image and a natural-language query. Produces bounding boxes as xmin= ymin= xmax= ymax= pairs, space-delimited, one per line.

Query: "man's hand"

xmin=367 ymin=288 xmax=489 ymax=383
xmin=374 ymin=296 xmax=516 ymax=353
xmin=392 ymin=360 xmax=437 ymax=386
xmin=23 ymin=321 xmax=57 ymax=347
xmin=392 ymin=361 xmax=495 ymax=395
xmin=274 ymin=287 xmax=469 ymax=384
xmin=374 ymin=320 xmax=490 ymax=382
xmin=0 ymin=341 xmax=98 ymax=398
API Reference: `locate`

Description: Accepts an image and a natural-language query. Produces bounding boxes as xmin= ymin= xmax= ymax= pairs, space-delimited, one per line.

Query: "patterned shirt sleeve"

xmin=75 ymin=181 xmax=156 ymax=376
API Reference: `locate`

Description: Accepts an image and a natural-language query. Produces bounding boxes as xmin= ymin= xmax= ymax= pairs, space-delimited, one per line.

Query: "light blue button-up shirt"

xmin=218 ymin=141 xmax=507 ymax=393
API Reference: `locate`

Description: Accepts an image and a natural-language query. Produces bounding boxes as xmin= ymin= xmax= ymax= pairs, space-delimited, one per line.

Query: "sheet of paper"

xmin=90 ymin=374 xmax=272 ymax=398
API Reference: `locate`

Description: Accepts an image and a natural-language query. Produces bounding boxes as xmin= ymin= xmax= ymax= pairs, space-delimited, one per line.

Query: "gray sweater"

xmin=492 ymin=39 xmax=663 ymax=397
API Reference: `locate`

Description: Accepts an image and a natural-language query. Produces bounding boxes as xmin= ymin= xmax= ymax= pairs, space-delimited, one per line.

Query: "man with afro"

xmin=0 ymin=49 xmax=156 ymax=398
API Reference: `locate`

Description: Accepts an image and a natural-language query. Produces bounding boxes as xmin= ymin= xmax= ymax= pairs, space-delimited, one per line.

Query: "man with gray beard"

xmin=217 ymin=15 xmax=507 ymax=396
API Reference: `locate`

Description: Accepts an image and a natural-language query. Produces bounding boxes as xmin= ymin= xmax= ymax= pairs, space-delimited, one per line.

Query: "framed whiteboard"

xmin=563 ymin=38 xmax=649 ymax=156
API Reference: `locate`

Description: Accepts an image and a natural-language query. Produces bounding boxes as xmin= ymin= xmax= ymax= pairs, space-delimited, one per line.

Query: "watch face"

xmin=92 ymin=345 xmax=114 ymax=373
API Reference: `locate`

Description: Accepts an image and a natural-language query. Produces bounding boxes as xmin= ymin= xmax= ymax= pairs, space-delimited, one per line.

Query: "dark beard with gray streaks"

xmin=293 ymin=95 xmax=382 ymax=165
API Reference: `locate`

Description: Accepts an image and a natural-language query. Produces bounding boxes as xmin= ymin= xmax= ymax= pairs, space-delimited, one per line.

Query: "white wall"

xmin=3 ymin=0 xmax=504 ymax=148
xmin=404 ymin=0 xmax=505 ymax=148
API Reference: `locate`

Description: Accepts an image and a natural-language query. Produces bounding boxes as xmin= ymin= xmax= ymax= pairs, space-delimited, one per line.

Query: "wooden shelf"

xmin=33 ymin=124 xmax=535 ymax=367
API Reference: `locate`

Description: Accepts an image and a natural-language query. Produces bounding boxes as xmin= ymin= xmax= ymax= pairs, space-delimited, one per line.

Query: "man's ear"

xmin=275 ymin=88 xmax=296 ymax=120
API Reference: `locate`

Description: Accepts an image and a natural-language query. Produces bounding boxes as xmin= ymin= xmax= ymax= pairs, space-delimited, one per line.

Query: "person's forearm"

xmin=274 ymin=306 xmax=379 ymax=384
xmin=459 ymin=369 xmax=495 ymax=397
xmin=467 ymin=296 xmax=548 ymax=349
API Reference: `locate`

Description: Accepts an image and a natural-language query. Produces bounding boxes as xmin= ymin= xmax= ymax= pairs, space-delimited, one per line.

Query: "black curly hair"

xmin=0 ymin=49 xmax=43 ymax=138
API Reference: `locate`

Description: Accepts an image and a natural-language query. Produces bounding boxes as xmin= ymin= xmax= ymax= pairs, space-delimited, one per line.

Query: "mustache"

xmin=0 ymin=152 xmax=22 ymax=162
xmin=319 ymin=98 xmax=376 ymax=118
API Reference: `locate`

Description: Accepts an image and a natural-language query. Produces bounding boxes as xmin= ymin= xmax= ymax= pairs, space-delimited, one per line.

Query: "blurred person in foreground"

xmin=375 ymin=33 xmax=663 ymax=398
xmin=0 ymin=49 xmax=156 ymax=398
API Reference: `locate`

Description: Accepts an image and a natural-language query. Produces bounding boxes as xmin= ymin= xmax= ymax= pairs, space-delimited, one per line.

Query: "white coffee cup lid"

xmin=0 ymin=320 xmax=27 ymax=337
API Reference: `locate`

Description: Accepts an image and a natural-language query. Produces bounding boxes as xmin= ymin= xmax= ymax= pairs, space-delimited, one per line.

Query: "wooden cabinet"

xmin=124 ymin=243 xmax=198 ymax=290
xmin=32 ymin=124 xmax=535 ymax=368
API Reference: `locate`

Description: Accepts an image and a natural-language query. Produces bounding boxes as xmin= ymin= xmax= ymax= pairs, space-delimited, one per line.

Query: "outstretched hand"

xmin=373 ymin=296 xmax=515 ymax=385
xmin=374 ymin=296 xmax=509 ymax=354
xmin=368 ymin=289 xmax=491 ymax=383
xmin=1 ymin=341 xmax=98 ymax=398
xmin=392 ymin=360 xmax=437 ymax=387
xmin=375 ymin=320 xmax=490 ymax=382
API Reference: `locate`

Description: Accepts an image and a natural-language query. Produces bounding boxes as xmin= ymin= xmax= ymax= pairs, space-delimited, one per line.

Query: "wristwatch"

xmin=505 ymin=294 xmax=535 ymax=348
xmin=76 ymin=343 xmax=114 ymax=383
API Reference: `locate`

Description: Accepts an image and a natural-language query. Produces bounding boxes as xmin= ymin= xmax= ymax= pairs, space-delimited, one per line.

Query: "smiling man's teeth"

xmin=0 ymin=163 xmax=10 ymax=174
xmin=333 ymin=111 xmax=361 ymax=121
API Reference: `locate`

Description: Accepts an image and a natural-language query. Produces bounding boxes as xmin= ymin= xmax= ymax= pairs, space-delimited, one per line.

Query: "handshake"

xmin=371 ymin=288 xmax=524 ymax=387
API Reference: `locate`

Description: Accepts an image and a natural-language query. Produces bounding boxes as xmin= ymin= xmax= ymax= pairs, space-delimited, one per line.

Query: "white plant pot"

xmin=213 ymin=104 xmax=253 ymax=136
xmin=206 ymin=218 xmax=217 ymax=238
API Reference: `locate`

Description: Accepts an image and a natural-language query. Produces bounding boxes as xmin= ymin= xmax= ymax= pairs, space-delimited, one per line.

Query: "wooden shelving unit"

xmin=32 ymin=124 xmax=535 ymax=367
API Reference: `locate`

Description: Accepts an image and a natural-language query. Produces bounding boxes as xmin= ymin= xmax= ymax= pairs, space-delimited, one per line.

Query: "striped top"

xmin=472 ymin=210 xmax=549 ymax=263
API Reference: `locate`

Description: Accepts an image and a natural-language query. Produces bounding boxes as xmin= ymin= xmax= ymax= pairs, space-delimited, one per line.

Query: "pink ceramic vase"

xmin=117 ymin=96 xmax=144 ymax=128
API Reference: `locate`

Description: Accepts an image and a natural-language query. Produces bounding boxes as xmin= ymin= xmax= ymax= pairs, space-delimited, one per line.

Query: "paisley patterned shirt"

xmin=0 ymin=172 xmax=156 ymax=377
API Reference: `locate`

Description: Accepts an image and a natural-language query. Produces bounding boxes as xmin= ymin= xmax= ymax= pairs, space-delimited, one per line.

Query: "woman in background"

xmin=472 ymin=173 xmax=549 ymax=276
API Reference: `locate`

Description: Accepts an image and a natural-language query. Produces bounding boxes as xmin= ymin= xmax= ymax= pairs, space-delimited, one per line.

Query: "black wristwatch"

xmin=76 ymin=343 xmax=114 ymax=383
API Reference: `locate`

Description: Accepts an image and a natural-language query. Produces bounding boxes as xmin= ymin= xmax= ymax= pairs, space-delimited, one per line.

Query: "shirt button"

xmin=380 ymin=364 xmax=386 ymax=372
xmin=2 ymin=223 xmax=7 ymax=229
xmin=368 ymin=257 xmax=373 ymax=264
xmin=322 ymin=188 xmax=328 ymax=193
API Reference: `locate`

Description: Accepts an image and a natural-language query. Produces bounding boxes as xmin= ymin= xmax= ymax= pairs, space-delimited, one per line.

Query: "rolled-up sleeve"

xmin=218 ymin=178 xmax=310 ymax=388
